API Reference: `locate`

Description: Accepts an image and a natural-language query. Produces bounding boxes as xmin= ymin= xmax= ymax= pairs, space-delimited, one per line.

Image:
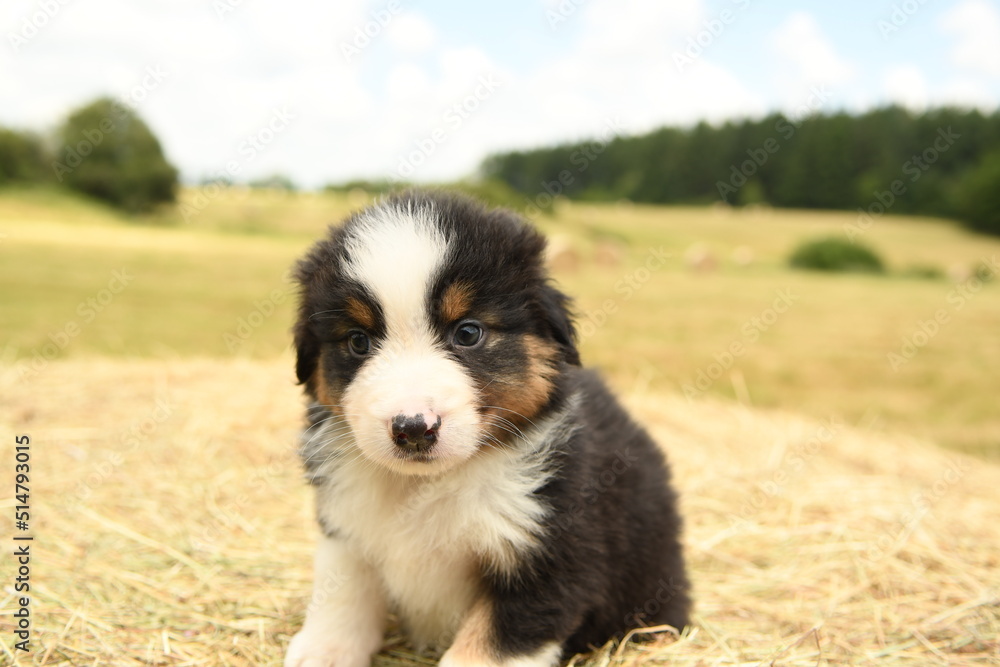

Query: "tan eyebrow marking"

xmin=440 ymin=282 xmax=474 ymax=322
xmin=344 ymin=296 xmax=376 ymax=329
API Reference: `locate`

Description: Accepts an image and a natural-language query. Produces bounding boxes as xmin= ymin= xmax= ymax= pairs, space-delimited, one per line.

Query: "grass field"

xmin=1 ymin=186 xmax=998 ymax=456
xmin=0 ymin=186 xmax=999 ymax=665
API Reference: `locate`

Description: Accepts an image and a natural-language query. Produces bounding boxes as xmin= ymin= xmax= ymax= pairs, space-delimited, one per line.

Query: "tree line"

xmin=480 ymin=106 xmax=1000 ymax=236
xmin=4 ymin=100 xmax=998 ymax=235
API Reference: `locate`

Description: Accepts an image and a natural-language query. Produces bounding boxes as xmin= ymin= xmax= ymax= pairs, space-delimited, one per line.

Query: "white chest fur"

xmin=315 ymin=433 xmax=561 ymax=646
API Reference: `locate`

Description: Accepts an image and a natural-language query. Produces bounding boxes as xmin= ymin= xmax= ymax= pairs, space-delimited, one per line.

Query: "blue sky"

xmin=2 ymin=0 xmax=998 ymax=186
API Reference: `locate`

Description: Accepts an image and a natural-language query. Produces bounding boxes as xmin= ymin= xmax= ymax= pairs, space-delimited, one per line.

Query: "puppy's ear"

xmin=538 ymin=283 xmax=580 ymax=366
xmin=292 ymin=254 xmax=324 ymax=392
xmin=293 ymin=308 xmax=320 ymax=389
xmin=292 ymin=230 xmax=346 ymax=395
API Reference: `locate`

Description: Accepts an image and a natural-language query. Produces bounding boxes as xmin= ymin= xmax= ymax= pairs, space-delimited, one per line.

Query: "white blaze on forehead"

xmin=339 ymin=201 xmax=479 ymax=474
xmin=343 ymin=202 xmax=448 ymax=337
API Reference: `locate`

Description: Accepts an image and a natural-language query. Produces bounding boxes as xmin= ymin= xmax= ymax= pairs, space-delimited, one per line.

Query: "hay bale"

xmin=546 ymin=235 xmax=580 ymax=273
xmin=685 ymin=243 xmax=717 ymax=273
xmin=594 ymin=239 xmax=626 ymax=268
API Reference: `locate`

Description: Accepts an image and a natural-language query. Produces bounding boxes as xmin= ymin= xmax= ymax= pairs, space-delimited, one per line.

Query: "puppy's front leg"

xmin=440 ymin=598 xmax=562 ymax=667
xmin=285 ymin=536 xmax=387 ymax=667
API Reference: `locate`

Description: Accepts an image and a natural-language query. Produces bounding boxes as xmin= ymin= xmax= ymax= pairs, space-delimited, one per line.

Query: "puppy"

xmin=286 ymin=191 xmax=689 ymax=667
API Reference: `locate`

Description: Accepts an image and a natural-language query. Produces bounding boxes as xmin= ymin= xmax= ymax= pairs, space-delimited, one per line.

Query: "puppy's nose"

xmin=390 ymin=412 xmax=441 ymax=453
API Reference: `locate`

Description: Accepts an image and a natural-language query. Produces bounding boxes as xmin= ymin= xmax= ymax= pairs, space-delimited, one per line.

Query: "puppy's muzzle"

xmin=390 ymin=412 xmax=442 ymax=453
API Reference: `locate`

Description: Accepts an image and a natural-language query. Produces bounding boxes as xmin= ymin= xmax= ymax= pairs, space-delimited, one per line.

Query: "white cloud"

xmin=386 ymin=12 xmax=437 ymax=54
xmin=941 ymin=0 xmax=1000 ymax=78
xmin=936 ymin=79 xmax=1000 ymax=111
xmin=0 ymin=0 xmax=378 ymax=185
xmin=771 ymin=12 xmax=855 ymax=89
xmin=506 ymin=0 xmax=763 ymax=142
xmin=577 ymin=0 xmax=702 ymax=59
xmin=437 ymin=47 xmax=501 ymax=98
xmin=365 ymin=0 xmax=723 ymax=182
xmin=386 ymin=63 xmax=431 ymax=102
xmin=882 ymin=65 xmax=929 ymax=110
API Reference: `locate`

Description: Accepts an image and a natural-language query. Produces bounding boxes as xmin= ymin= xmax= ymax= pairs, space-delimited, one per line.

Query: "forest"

xmin=481 ymin=106 xmax=1000 ymax=235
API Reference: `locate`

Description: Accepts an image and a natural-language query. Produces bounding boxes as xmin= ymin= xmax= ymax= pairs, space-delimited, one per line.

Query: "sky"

xmin=2 ymin=0 xmax=999 ymax=188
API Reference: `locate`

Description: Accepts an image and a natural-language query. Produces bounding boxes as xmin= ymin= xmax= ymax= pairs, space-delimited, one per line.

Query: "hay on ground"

xmin=0 ymin=358 xmax=996 ymax=665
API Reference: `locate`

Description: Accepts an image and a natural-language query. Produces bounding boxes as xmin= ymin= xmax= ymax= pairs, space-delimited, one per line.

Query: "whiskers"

xmin=300 ymin=399 xmax=544 ymax=479
xmin=478 ymin=406 xmax=541 ymax=454
xmin=301 ymin=404 xmax=410 ymax=481
xmin=300 ymin=405 xmax=366 ymax=476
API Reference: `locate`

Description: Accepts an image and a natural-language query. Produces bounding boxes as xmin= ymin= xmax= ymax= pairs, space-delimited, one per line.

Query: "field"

xmin=2 ymin=186 xmax=998 ymax=455
xmin=1 ymin=186 xmax=999 ymax=665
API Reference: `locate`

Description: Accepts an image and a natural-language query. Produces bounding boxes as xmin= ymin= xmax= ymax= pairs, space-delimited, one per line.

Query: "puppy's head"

xmin=294 ymin=191 xmax=579 ymax=475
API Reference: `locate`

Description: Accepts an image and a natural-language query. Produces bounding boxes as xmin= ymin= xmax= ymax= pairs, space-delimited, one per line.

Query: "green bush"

xmin=54 ymin=97 xmax=178 ymax=213
xmin=0 ymin=127 xmax=50 ymax=185
xmin=249 ymin=173 xmax=298 ymax=191
xmin=789 ymin=237 xmax=885 ymax=273
xmin=445 ymin=179 xmax=530 ymax=213
xmin=324 ymin=178 xmax=406 ymax=195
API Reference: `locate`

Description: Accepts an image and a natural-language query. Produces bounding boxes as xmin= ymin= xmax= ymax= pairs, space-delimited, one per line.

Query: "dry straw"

xmin=0 ymin=358 xmax=996 ymax=665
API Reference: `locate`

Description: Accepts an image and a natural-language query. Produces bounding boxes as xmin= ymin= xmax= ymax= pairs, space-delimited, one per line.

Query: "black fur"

xmin=291 ymin=190 xmax=689 ymax=661
xmin=489 ymin=368 xmax=689 ymax=656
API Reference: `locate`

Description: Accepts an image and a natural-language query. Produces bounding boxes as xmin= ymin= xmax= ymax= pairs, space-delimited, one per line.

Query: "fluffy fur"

xmin=286 ymin=192 xmax=690 ymax=667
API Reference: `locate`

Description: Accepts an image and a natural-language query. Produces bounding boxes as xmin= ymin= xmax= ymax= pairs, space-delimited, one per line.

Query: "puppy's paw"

xmin=284 ymin=630 xmax=373 ymax=667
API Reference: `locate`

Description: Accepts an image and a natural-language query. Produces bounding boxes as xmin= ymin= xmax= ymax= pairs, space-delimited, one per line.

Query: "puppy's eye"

xmin=453 ymin=322 xmax=484 ymax=348
xmin=348 ymin=331 xmax=370 ymax=357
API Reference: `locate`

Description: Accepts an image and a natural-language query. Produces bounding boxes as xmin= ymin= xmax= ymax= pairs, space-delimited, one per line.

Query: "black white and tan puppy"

xmin=285 ymin=191 xmax=690 ymax=667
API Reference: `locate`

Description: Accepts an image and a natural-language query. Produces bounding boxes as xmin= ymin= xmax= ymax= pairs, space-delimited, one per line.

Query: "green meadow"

xmin=2 ymin=185 xmax=998 ymax=456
